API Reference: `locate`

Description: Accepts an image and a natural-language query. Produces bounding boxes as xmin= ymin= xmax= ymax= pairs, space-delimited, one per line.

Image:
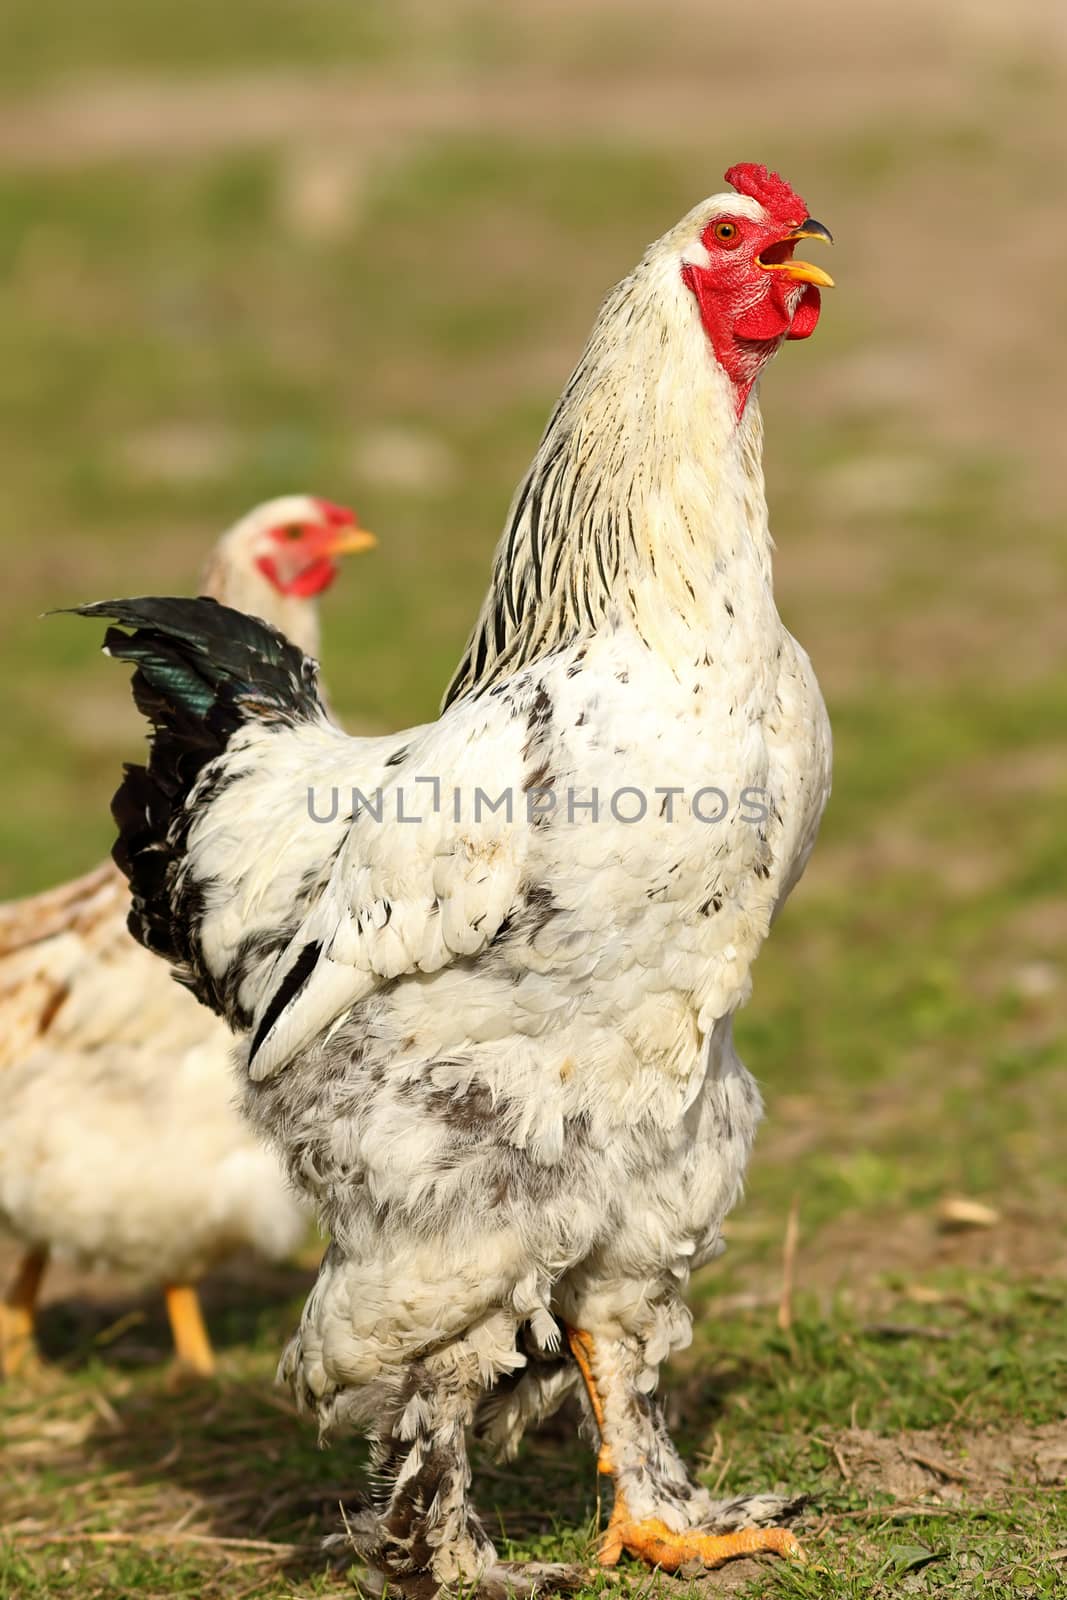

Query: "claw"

xmin=601 ymin=1515 xmax=804 ymax=1572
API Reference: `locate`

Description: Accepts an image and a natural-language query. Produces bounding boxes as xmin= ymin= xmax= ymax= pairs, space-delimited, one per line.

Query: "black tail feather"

xmin=68 ymin=595 xmax=325 ymax=1004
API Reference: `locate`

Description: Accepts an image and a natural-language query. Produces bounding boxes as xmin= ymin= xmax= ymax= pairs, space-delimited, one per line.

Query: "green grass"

xmin=1 ymin=2 xmax=1066 ymax=1596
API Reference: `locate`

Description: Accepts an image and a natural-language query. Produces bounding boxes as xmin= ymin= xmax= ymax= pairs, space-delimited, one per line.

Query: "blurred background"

xmin=1 ymin=1 xmax=1064 ymax=1592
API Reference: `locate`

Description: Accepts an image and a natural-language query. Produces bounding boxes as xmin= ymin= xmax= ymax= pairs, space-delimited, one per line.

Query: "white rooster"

xmin=78 ymin=164 xmax=833 ymax=1590
xmin=0 ymin=495 xmax=375 ymax=1378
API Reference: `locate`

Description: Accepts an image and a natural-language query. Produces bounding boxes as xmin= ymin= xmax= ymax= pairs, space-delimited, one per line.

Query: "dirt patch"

xmin=0 ymin=61 xmax=961 ymax=173
xmin=833 ymin=1420 xmax=1067 ymax=1502
xmin=712 ymin=1200 xmax=1067 ymax=1321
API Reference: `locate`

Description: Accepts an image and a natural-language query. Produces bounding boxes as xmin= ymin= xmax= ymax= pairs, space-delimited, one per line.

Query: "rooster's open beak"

xmin=325 ymin=525 xmax=378 ymax=556
xmin=758 ymin=219 xmax=835 ymax=289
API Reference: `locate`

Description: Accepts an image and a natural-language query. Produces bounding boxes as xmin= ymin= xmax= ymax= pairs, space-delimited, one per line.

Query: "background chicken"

xmin=79 ymin=165 xmax=833 ymax=1593
xmin=0 ymin=495 xmax=375 ymax=1378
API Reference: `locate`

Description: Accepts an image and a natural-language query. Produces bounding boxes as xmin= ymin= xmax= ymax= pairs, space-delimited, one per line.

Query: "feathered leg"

xmin=566 ymin=1326 xmax=805 ymax=1572
xmin=351 ymin=1346 xmax=575 ymax=1599
xmin=357 ymin=1354 xmax=494 ymax=1596
xmin=164 ymin=1283 xmax=215 ymax=1376
xmin=0 ymin=1245 xmax=48 ymax=1377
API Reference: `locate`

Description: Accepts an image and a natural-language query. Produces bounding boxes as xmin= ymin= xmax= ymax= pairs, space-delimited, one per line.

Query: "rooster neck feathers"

xmin=445 ymin=238 xmax=773 ymax=707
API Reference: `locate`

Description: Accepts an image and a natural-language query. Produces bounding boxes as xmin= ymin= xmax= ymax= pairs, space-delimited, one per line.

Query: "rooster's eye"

xmin=713 ymin=221 xmax=740 ymax=246
xmin=284 ymin=525 xmax=304 ymax=542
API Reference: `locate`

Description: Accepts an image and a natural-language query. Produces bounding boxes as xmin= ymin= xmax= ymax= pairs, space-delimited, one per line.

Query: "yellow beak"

xmin=326 ymin=525 xmax=378 ymax=556
xmin=758 ymin=218 xmax=835 ymax=289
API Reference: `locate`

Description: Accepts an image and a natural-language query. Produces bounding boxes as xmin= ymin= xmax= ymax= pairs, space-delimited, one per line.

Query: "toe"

xmin=613 ymin=1517 xmax=804 ymax=1573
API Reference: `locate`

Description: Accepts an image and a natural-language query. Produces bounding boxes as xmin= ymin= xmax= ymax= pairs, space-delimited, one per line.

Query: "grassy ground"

xmin=1 ymin=1 xmax=1065 ymax=1596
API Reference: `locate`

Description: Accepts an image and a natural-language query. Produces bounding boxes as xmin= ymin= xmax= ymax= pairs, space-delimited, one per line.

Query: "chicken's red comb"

xmin=313 ymin=497 xmax=357 ymax=527
xmin=724 ymin=163 xmax=808 ymax=226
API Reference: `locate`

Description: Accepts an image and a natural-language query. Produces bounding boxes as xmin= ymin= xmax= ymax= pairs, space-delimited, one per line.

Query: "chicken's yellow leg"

xmin=0 ymin=1245 xmax=49 ymax=1377
xmin=164 ymin=1283 xmax=215 ymax=1376
xmin=566 ymin=1326 xmax=803 ymax=1571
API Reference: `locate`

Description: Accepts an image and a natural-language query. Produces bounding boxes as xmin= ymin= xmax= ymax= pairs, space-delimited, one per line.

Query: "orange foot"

xmin=600 ymin=1515 xmax=803 ymax=1572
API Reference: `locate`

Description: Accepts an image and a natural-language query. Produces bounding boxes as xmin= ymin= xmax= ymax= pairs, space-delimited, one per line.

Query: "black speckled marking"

xmin=522 ymin=883 xmax=558 ymax=933
xmin=524 ymin=682 xmax=553 ymax=737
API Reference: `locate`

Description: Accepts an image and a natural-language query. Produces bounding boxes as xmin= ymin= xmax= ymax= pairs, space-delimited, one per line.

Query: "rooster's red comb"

xmin=724 ymin=163 xmax=808 ymax=226
xmin=313 ymin=497 xmax=357 ymax=527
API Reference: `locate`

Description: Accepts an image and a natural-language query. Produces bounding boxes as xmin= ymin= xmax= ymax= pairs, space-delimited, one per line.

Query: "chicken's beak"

xmin=325 ymin=525 xmax=378 ymax=556
xmin=758 ymin=219 xmax=835 ymax=289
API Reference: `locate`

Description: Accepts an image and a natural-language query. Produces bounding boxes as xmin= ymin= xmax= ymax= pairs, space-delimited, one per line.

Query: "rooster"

xmin=0 ymin=495 xmax=375 ymax=1378
xmin=76 ymin=164 xmax=833 ymax=1591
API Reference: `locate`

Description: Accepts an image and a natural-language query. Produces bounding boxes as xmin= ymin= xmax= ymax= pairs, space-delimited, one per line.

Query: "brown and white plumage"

xmin=80 ymin=165 xmax=833 ymax=1589
xmin=0 ymin=496 xmax=374 ymax=1376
